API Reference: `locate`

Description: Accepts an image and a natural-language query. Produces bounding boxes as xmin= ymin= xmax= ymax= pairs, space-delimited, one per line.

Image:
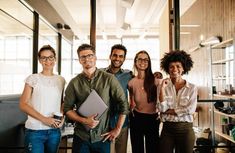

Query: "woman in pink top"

xmin=128 ymin=50 xmax=160 ymax=153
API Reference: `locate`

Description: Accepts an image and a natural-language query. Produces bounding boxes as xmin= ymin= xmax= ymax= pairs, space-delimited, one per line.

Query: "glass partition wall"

xmin=0 ymin=0 xmax=33 ymax=95
xmin=38 ymin=17 xmax=59 ymax=73
xmin=0 ymin=0 xmax=73 ymax=95
xmin=0 ymin=0 xmax=159 ymax=95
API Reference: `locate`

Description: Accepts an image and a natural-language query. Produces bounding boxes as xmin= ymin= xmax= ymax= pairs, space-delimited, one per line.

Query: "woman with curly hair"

xmin=128 ymin=50 xmax=160 ymax=153
xmin=158 ymin=50 xmax=197 ymax=153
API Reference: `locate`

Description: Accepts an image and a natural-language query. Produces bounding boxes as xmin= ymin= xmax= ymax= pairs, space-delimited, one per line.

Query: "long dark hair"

xmin=134 ymin=50 xmax=157 ymax=103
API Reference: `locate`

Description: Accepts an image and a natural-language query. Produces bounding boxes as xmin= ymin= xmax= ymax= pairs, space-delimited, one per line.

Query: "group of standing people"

xmin=19 ymin=43 xmax=197 ymax=153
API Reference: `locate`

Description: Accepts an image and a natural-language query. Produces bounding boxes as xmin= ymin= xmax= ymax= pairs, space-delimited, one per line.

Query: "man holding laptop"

xmin=63 ymin=44 xmax=129 ymax=153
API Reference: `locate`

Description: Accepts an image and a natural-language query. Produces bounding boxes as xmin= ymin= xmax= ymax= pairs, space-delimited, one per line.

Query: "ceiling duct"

xmin=121 ymin=22 xmax=131 ymax=30
xmin=121 ymin=0 xmax=134 ymax=8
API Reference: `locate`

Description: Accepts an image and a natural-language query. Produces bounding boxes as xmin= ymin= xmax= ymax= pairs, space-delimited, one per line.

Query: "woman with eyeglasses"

xmin=19 ymin=45 xmax=65 ymax=153
xmin=128 ymin=50 xmax=160 ymax=153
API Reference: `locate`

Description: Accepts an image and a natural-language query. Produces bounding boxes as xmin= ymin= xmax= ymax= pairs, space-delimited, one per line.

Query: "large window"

xmin=0 ymin=0 xmax=73 ymax=95
xmin=225 ymin=45 xmax=234 ymax=86
xmin=0 ymin=1 xmax=33 ymax=95
xmin=122 ymin=38 xmax=160 ymax=72
xmin=61 ymin=38 xmax=72 ymax=82
xmin=96 ymin=39 xmax=121 ymax=69
xmin=38 ymin=17 xmax=58 ymax=73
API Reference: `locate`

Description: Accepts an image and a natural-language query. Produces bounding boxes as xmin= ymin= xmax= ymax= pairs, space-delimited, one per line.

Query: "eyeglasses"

xmin=136 ymin=58 xmax=149 ymax=63
xmin=39 ymin=56 xmax=55 ymax=62
xmin=79 ymin=54 xmax=94 ymax=61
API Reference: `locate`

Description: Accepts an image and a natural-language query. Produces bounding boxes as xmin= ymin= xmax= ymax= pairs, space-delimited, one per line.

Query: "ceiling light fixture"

xmin=180 ymin=32 xmax=191 ymax=35
xmin=200 ymin=34 xmax=204 ymax=41
xmin=188 ymin=36 xmax=222 ymax=53
xmin=200 ymin=36 xmax=222 ymax=46
xmin=56 ymin=23 xmax=71 ymax=30
xmin=63 ymin=24 xmax=71 ymax=30
xmin=57 ymin=23 xmax=63 ymax=29
xmin=180 ymin=24 xmax=200 ymax=28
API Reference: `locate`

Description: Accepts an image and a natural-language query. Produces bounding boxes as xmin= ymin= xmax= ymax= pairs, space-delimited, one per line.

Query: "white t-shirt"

xmin=25 ymin=73 xmax=65 ymax=130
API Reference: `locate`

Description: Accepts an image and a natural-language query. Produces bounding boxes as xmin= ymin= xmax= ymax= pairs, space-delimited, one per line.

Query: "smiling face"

xmin=168 ymin=61 xmax=184 ymax=78
xmin=110 ymin=49 xmax=125 ymax=69
xmin=39 ymin=50 xmax=56 ymax=70
xmin=135 ymin=52 xmax=149 ymax=71
xmin=78 ymin=49 xmax=96 ymax=70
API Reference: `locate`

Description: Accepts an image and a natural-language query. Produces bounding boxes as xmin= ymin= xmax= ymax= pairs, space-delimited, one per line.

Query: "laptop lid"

xmin=77 ymin=89 xmax=108 ymax=120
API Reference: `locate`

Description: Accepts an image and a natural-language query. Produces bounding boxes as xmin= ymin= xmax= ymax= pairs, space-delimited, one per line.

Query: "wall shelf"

xmin=212 ymin=99 xmax=235 ymax=144
xmin=197 ymin=98 xmax=235 ymax=146
xmin=213 ymin=94 xmax=235 ymax=99
xmin=212 ymin=77 xmax=226 ymax=80
xmin=214 ymin=109 xmax=235 ymax=119
xmin=215 ymin=130 xmax=235 ymax=143
xmin=205 ymin=37 xmax=235 ymax=146
xmin=212 ymin=58 xmax=234 ymax=64
xmin=212 ymin=38 xmax=233 ymax=49
xmin=210 ymin=37 xmax=234 ymax=99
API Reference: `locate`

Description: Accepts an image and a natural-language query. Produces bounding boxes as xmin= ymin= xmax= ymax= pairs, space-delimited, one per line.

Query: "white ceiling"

xmin=47 ymin=0 xmax=197 ymax=40
xmin=0 ymin=0 xmax=197 ymax=40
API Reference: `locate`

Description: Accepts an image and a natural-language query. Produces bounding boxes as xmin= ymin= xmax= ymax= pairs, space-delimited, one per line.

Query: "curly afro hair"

xmin=160 ymin=50 xmax=193 ymax=75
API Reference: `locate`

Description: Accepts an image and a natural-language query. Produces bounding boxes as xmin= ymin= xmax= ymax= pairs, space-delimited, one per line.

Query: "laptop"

xmin=77 ymin=89 xmax=108 ymax=130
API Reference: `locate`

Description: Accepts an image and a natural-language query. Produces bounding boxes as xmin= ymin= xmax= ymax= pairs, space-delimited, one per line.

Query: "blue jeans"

xmin=24 ymin=128 xmax=61 ymax=153
xmin=72 ymin=134 xmax=110 ymax=153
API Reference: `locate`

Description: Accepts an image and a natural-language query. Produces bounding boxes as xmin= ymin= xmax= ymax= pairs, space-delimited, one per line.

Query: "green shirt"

xmin=63 ymin=69 xmax=129 ymax=143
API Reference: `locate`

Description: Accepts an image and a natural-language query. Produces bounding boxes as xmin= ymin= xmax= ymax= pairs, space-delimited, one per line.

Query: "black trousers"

xmin=130 ymin=110 xmax=160 ymax=153
xmin=159 ymin=122 xmax=195 ymax=153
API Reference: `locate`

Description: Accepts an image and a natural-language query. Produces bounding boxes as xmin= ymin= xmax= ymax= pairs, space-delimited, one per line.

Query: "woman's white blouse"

xmin=157 ymin=80 xmax=197 ymax=123
xmin=25 ymin=73 xmax=65 ymax=130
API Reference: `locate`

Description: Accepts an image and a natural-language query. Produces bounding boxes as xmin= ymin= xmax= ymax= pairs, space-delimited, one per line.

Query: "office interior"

xmin=0 ymin=0 xmax=235 ymax=153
